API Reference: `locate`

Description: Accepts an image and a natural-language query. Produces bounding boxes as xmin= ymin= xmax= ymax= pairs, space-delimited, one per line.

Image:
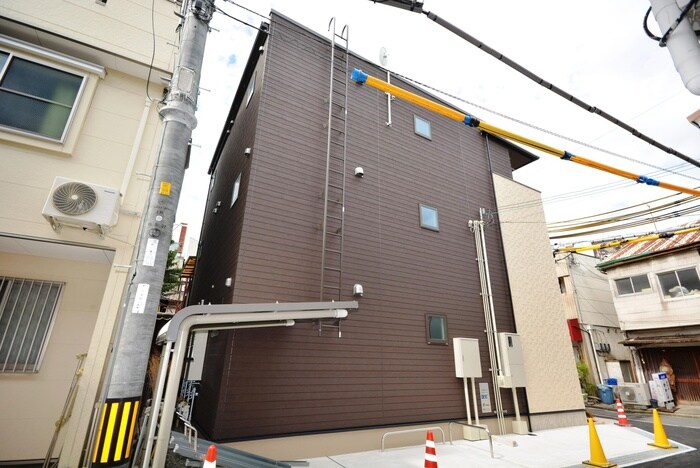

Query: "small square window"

xmin=426 ymin=314 xmax=447 ymax=345
xmin=414 ymin=115 xmax=431 ymax=139
xmin=230 ymin=173 xmax=241 ymax=207
xmin=419 ymin=204 xmax=439 ymax=231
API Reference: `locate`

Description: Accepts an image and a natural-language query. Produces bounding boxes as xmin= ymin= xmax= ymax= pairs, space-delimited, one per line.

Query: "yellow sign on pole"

xmin=159 ymin=181 xmax=171 ymax=196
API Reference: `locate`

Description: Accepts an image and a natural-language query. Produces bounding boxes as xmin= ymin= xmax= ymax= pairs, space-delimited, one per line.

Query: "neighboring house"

xmin=597 ymin=223 xmax=700 ymax=402
xmin=187 ymin=11 xmax=583 ymax=460
xmin=0 ymin=1 xmax=177 ymax=464
xmin=555 ymin=252 xmax=635 ymax=387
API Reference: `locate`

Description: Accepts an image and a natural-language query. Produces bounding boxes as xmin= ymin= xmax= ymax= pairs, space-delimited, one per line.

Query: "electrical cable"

xmin=215 ymin=5 xmax=268 ymax=31
xmin=418 ymin=8 xmax=700 ymax=169
xmin=659 ymin=0 xmax=699 ymax=47
xmin=394 ymin=71 xmax=700 ymax=183
xmin=146 ymin=0 xmax=157 ymax=101
xmin=643 ymin=7 xmax=663 ymax=42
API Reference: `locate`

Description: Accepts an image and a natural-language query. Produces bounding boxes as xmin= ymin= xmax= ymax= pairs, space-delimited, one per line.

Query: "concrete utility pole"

xmin=88 ymin=1 xmax=214 ymax=466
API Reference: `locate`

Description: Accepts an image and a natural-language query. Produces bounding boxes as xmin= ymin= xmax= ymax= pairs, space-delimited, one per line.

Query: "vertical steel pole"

xmin=89 ymin=1 xmax=214 ymax=466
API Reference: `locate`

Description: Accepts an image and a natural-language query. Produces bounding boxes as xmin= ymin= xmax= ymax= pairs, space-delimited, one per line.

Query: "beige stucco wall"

xmin=0 ymin=252 xmax=110 ymax=460
xmin=0 ymin=5 xmax=175 ymax=459
xmin=492 ymin=175 xmax=585 ymax=428
xmin=0 ymin=0 xmax=176 ymax=72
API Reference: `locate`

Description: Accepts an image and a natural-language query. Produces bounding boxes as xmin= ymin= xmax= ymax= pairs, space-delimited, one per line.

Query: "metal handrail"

xmin=448 ymin=421 xmax=494 ymax=459
xmin=381 ymin=426 xmax=445 ymax=451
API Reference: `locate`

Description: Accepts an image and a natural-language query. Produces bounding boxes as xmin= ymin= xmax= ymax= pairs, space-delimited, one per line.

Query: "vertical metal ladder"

xmin=319 ymin=18 xmax=349 ymax=335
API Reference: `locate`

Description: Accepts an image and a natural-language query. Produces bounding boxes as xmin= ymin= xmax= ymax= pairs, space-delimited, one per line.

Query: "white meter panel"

xmin=453 ymin=337 xmax=482 ymax=378
xmin=498 ymin=332 xmax=526 ymax=388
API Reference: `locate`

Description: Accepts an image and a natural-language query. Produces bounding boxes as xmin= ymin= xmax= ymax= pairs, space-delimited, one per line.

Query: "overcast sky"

xmin=176 ymin=0 xmax=700 ymax=252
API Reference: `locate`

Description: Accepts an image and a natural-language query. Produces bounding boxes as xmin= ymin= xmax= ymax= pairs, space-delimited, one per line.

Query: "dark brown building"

xmin=189 ymin=11 xmax=582 ymax=445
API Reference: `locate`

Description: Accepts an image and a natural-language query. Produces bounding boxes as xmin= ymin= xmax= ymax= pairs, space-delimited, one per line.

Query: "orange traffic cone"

xmin=203 ymin=444 xmax=217 ymax=468
xmin=582 ymin=418 xmax=617 ymax=467
xmin=424 ymin=430 xmax=438 ymax=468
xmin=648 ymin=409 xmax=677 ymax=450
xmin=615 ymin=399 xmax=631 ymax=427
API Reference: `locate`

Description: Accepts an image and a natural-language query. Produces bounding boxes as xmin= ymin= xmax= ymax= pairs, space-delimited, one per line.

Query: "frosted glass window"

xmin=419 ymin=204 xmax=439 ymax=231
xmin=426 ymin=314 xmax=447 ymax=345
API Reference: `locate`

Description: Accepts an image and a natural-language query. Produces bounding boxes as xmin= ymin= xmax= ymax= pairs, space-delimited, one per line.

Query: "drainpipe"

xmin=583 ymin=325 xmax=603 ymax=384
xmin=120 ymin=98 xmax=153 ymax=203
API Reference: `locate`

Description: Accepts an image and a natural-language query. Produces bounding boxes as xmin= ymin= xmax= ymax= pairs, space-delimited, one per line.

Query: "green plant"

xmin=576 ymin=361 xmax=590 ymax=391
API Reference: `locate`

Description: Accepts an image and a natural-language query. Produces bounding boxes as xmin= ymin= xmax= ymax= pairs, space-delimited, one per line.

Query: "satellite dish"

xmin=379 ymin=46 xmax=389 ymax=67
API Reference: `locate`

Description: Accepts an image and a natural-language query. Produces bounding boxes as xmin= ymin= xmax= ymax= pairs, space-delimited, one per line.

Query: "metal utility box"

xmin=453 ymin=338 xmax=482 ymax=378
xmin=497 ymin=332 xmax=526 ymax=388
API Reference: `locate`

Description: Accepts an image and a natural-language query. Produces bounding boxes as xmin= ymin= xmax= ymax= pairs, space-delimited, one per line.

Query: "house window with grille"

xmin=614 ymin=274 xmax=651 ymax=295
xmin=0 ymin=277 xmax=63 ymax=373
xmin=0 ymin=50 xmax=85 ymax=141
xmin=657 ymin=267 xmax=700 ymax=299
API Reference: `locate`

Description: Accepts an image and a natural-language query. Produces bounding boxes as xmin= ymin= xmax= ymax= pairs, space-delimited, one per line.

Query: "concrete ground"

xmin=304 ymin=414 xmax=696 ymax=468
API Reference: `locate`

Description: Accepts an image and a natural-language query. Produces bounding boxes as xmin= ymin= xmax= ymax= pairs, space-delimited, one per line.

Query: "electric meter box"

xmin=453 ymin=338 xmax=482 ymax=378
xmin=497 ymin=332 xmax=526 ymax=388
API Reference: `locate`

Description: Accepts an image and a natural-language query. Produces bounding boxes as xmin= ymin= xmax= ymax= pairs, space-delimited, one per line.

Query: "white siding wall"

xmin=606 ymin=250 xmax=700 ymax=331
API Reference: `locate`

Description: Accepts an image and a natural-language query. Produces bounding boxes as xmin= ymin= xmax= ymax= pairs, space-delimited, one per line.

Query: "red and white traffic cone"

xmin=615 ymin=398 xmax=631 ymax=427
xmin=203 ymin=444 xmax=217 ymax=468
xmin=424 ymin=430 xmax=438 ymax=468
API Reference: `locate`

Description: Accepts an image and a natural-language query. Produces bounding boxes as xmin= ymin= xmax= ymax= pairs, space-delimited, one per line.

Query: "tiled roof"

xmin=604 ymin=221 xmax=700 ymax=262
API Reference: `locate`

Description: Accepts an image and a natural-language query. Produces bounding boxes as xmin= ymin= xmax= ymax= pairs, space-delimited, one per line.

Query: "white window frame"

xmin=0 ymin=34 xmax=104 ymax=147
xmin=614 ymin=274 xmax=652 ymax=296
xmin=414 ymin=115 xmax=431 ymax=140
xmin=0 ymin=276 xmax=64 ymax=373
xmin=656 ymin=267 xmax=700 ymax=300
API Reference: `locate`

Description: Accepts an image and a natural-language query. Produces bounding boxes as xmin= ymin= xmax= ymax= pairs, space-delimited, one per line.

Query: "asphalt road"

xmin=588 ymin=407 xmax=700 ymax=467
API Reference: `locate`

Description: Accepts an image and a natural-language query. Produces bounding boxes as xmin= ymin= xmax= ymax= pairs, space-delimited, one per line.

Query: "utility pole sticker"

xmin=159 ymin=181 xmax=171 ymax=196
xmin=132 ymin=283 xmax=149 ymax=314
xmin=479 ymin=382 xmax=492 ymax=413
xmin=143 ymin=238 xmax=159 ymax=266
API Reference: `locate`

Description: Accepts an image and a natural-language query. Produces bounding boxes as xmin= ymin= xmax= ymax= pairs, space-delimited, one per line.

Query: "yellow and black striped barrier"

xmin=92 ymin=397 xmax=141 ymax=466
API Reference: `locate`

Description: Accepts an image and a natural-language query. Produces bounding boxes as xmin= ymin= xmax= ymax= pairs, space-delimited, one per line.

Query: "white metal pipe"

xmin=471 ymin=377 xmax=480 ymax=426
xmin=142 ymin=341 xmax=172 ymax=468
xmin=463 ymin=376 xmax=472 ymax=424
xmin=120 ymin=99 xmax=153 ymax=203
xmin=150 ymin=309 xmax=348 ymax=467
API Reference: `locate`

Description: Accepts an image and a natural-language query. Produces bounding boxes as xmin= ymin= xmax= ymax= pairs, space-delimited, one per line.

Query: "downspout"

xmin=120 ymin=98 xmax=153 ymax=203
xmin=568 ymin=262 xmax=604 ymax=384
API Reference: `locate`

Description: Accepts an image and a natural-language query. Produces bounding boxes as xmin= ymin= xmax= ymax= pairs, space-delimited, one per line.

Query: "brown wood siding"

xmin=191 ymin=13 xmax=526 ymax=441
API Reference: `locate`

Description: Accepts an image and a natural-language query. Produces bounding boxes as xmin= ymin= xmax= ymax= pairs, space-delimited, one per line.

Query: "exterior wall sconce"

xmin=244 ymin=147 xmax=252 ymax=156
xmin=353 ymin=283 xmax=363 ymax=297
xmin=354 ymin=167 xmax=364 ymax=177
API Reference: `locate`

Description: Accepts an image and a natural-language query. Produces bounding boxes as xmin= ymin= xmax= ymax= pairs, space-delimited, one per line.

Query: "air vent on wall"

xmin=42 ymin=177 xmax=120 ymax=234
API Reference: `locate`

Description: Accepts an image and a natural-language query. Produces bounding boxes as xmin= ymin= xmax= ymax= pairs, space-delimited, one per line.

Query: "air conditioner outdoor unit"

xmin=42 ymin=177 xmax=120 ymax=234
xmin=617 ymin=382 xmax=651 ymax=407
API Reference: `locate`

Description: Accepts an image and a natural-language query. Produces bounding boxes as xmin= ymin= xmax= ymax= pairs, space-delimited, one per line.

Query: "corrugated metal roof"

xmin=599 ymin=221 xmax=700 ymax=268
